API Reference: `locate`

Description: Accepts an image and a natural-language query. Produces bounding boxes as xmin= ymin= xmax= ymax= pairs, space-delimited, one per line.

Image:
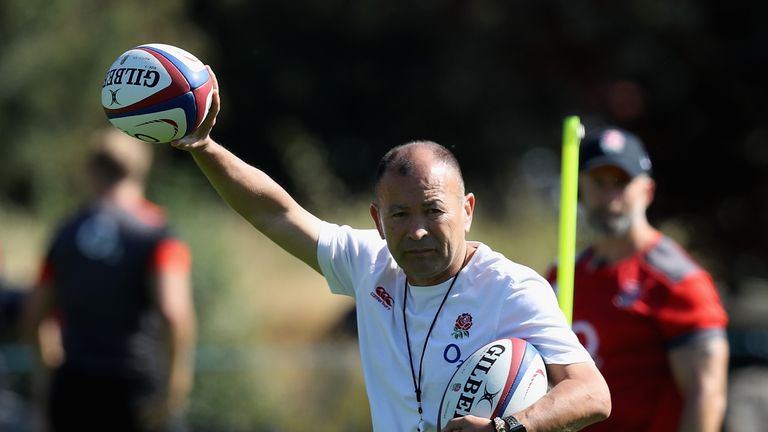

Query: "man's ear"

xmin=645 ymin=177 xmax=657 ymax=207
xmin=463 ymin=193 xmax=475 ymax=233
xmin=370 ymin=203 xmax=386 ymax=239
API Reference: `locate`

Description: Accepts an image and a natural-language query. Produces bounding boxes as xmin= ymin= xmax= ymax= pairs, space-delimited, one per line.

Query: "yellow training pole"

xmin=557 ymin=116 xmax=584 ymax=325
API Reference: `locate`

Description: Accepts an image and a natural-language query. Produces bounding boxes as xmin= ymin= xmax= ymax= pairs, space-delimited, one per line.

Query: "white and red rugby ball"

xmin=101 ymin=43 xmax=213 ymax=143
xmin=438 ymin=338 xmax=548 ymax=430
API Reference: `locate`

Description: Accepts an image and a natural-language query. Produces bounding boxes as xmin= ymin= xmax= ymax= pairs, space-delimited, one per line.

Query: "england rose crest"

xmin=452 ymin=313 xmax=473 ymax=339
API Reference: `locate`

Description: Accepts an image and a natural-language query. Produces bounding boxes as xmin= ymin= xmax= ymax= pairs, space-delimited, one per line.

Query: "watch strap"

xmin=502 ymin=415 xmax=527 ymax=432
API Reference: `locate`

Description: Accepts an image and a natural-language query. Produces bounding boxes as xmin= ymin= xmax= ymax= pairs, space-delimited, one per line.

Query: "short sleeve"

xmin=37 ymin=259 xmax=55 ymax=286
xmin=499 ymin=267 xmax=593 ymax=365
xmin=654 ymin=271 xmax=728 ymax=342
xmin=316 ymin=222 xmax=386 ymax=298
xmin=150 ymin=238 xmax=191 ymax=273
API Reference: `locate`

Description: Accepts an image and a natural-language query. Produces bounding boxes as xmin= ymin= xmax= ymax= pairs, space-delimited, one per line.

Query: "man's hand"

xmin=171 ymin=65 xmax=220 ymax=151
xmin=443 ymin=415 xmax=496 ymax=432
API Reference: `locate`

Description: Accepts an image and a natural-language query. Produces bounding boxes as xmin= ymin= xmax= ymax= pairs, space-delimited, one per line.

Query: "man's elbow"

xmin=577 ymin=374 xmax=611 ymax=426
xmin=591 ymin=380 xmax=612 ymax=422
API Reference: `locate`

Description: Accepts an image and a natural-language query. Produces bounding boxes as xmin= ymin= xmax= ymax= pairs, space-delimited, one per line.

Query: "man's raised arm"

xmin=171 ymin=67 xmax=323 ymax=272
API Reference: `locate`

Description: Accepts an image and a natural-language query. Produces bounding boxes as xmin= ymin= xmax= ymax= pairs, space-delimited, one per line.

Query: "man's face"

xmin=371 ymin=159 xmax=474 ymax=286
xmin=580 ymin=165 xmax=652 ymax=237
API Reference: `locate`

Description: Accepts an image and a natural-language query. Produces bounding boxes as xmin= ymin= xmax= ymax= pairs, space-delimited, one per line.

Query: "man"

xmin=547 ymin=127 xmax=729 ymax=432
xmin=24 ymin=129 xmax=196 ymax=432
xmin=172 ymin=69 xmax=610 ymax=432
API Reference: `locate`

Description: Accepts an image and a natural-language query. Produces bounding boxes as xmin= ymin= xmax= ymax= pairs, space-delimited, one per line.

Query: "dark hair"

xmin=375 ymin=140 xmax=464 ymax=190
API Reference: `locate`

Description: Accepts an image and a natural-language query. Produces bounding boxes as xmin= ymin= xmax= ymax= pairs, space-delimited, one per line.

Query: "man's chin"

xmin=589 ymin=221 xmax=630 ymax=237
xmin=403 ymin=267 xmax=450 ymax=286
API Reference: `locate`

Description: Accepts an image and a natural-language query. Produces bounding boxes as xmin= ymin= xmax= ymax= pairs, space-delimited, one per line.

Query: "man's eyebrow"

xmin=422 ymin=198 xmax=444 ymax=205
xmin=384 ymin=203 xmax=408 ymax=212
xmin=384 ymin=199 xmax=445 ymax=211
xmin=421 ymin=199 xmax=448 ymax=209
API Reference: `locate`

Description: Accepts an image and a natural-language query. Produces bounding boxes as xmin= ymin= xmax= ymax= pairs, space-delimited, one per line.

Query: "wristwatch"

xmin=493 ymin=416 xmax=527 ymax=432
xmin=502 ymin=415 xmax=527 ymax=432
xmin=492 ymin=417 xmax=507 ymax=431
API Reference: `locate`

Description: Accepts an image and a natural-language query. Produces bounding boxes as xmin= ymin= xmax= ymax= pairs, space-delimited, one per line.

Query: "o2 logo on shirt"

xmin=444 ymin=312 xmax=474 ymax=364
xmin=444 ymin=344 xmax=462 ymax=364
xmin=573 ymin=320 xmax=603 ymax=368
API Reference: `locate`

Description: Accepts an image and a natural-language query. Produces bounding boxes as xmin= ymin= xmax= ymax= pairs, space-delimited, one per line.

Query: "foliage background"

xmin=1 ymin=0 xmax=767 ymax=430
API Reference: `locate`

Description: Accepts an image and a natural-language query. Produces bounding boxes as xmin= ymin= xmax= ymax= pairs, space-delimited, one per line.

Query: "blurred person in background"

xmin=546 ymin=127 xmax=729 ymax=432
xmin=169 ymin=69 xmax=610 ymax=432
xmin=0 ymin=245 xmax=26 ymax=336
xmin=0 ymin=243 xmax=27 ymax=349
xmin=23 ymin=129 xmax=196 ymax=432
xmin=0 ymin=245 xmax=31 ymax=431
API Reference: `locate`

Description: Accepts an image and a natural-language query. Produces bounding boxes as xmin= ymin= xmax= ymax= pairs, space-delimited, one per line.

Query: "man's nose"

xmin=594 ymin=184 xmax=623 ymax=205
xmin=407 ymin=217 xmax=429 ymax=240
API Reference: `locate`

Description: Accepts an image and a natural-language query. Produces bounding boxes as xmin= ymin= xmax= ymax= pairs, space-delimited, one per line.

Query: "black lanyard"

xmin=402 ymin=259 xmax=467 ymax=431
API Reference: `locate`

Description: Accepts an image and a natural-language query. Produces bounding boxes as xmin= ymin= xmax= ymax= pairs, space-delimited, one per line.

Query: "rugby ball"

xmin=437 ymin=338 xmax=547 ymax=430
xmin=101 ymin=43 xmax=213 ymax=143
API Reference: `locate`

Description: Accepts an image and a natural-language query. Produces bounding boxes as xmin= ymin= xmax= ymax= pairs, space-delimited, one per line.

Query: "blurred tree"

xmin=2 ymin=0 xmax=767 ymax=429
xmin=1 ymin=0 xmax=765 ymax=295
xmin=187 ymin=0 xmax=768 ymax=300
xmin=0 ymin=0 xmax=209 ymax=217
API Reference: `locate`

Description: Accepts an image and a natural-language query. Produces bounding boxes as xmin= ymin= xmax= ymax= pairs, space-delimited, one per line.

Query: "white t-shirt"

xmin=317 ymin=222 xmax=592 ymax=432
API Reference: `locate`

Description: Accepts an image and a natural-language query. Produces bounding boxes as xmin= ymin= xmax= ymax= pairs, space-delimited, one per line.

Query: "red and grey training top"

xmin=547 ymin=232 xmax=728 ymax=432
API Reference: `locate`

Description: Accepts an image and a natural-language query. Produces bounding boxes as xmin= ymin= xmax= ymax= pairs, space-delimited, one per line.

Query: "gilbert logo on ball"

xmin=437 ymin=338 xmax=548 ymax=431
xmin=101 ymin=43 xmax=213 ymax=143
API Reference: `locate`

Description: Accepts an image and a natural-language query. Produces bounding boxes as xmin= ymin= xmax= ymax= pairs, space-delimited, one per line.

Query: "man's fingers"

xmin=171 ymin=65 xmax=220 ymax=150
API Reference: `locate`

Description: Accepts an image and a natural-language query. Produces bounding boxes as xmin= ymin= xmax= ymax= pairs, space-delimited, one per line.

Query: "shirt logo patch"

xmin=76 ymin=214 xmax=124 ymax=263
xmin=370 ymin=286 xmax=394 ymax=310
xmin=452 ymin=313 xmax=473 ymax=339
xmin=613 ymin=279 xmax=641 ymax=309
